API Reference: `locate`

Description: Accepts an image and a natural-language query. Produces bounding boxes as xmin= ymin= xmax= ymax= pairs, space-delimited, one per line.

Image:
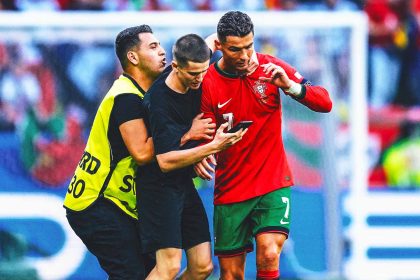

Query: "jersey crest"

xmin=252 ymin=80 xmax=268 ymax=103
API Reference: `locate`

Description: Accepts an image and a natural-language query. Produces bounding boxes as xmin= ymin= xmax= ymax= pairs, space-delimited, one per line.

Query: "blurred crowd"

xmin=362 ymin=0 xmax=420 ymax=188
xmin=0 ymin=0 xmax=362 ymax=11
xmin=0 ymin=0 xmax=419 ymax=110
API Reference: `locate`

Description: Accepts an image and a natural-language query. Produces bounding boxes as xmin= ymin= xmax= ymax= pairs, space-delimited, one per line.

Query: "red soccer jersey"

xmin=201 ymin=52 xmax=332 ymax=205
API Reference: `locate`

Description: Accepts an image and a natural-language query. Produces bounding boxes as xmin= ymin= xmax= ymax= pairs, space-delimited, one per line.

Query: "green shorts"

xmin=213 ymin=187 xmax=291 ymax=256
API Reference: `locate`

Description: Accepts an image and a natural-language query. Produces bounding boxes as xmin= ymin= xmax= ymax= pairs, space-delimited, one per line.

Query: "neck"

xmin=125 ymin=68 xmax=157 ymax=92
xmin=165 ymin=70 xmax=188 ymax=94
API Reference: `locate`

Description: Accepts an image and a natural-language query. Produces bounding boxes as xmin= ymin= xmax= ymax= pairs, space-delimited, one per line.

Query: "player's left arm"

xmin=116 ymin=94 xmax=155 ymax=165
xmin=259 ymin=61 xmax=332 ymax=113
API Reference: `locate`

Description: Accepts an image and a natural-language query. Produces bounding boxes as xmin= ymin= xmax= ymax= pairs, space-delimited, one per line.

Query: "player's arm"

xmin=194 ymin=155 xmax=217 ymax=181
xmin=120 ymin=119 xmax=154 ymax=165
xmin=156 ymin=123 xmax=246 ymax=173
xmin=148 ymin=89 xmax=241 ymax=173
xmin=116 ymin=94 xmax=154 ymax=165
xmin=180 ymin=113 xmax=215 ymax=146
xmin=291 ymin=80 xmax=332 ymax=113
xmin=259 ymin=62 xmax=332 ymax=113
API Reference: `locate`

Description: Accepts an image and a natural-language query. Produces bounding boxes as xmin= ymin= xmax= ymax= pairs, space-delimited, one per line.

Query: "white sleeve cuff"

xmin=284 ymin=81 xmax=302 ymax=97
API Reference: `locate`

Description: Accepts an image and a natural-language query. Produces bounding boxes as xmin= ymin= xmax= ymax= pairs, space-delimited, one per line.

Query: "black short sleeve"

xmin=113 ymin=94 xmax=145 ymax=126
xmin=149 ymin=98 xmax=184 ymax=155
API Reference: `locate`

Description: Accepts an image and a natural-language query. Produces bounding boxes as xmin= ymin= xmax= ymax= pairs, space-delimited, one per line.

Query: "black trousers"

xmin=66 ymin=197 xmax=155 ymax=280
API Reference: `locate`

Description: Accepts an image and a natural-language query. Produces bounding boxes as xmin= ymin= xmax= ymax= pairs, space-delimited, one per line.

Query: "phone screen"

xmin=227 ymin=121 xmax=253 ymax=133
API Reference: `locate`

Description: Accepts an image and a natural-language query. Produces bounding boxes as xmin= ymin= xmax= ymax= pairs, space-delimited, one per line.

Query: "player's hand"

xmin=187 ymin=113 xmax=216 ymax=141
xmin=194 ymin=155 xmax=216 ymax=180
xmin=245 ymin=52 xmax=259 ymax=76
xmin=211 ymin=123 xmax=246 ymax=151
xmin=258 ymin=63 xmax=292 ymax=89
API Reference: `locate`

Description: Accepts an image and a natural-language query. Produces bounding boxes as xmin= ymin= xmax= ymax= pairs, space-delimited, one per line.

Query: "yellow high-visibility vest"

xmin=64 ymin=75 xmax=144 ymax=219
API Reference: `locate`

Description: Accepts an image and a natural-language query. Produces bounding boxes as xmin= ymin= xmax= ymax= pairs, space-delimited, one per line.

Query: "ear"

xmin=127 ymin=51 xmax=139 ymax=65
xmin=215 ymin=39 xmax=222 ymax=51
xmin=171 ymin=61 xmax=178 ymax=71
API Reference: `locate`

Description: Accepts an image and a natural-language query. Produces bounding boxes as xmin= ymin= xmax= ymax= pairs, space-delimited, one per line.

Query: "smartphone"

xmin=227 ymin=121 xmax=253 ymax=133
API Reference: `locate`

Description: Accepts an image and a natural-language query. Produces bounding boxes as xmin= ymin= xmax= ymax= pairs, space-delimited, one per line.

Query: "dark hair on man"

xmin=173 ymin=34 xmax=210 ymax=68
xmin=115 ymin=25 xmax=153 ymax=69
xmin=217 ymin=11 xmax=254 ymax=43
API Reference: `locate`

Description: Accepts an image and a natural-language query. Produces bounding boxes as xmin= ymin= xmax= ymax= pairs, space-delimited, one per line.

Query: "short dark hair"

xmin=173 ymin=34 xmax=210 ymax=68
xmin=217 ymin=11 xmax=254 ymax=43
xmin=115 ymin=25 xmax=153 ymax=69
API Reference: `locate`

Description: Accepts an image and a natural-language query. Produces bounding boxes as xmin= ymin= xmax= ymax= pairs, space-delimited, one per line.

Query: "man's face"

xmin=176 ymin=60 xmax=210 ymax=90
xmin=136 ymin=33 xmax=166 ymax=78
xmin=217 ymin=32 xmax=254 ymax=73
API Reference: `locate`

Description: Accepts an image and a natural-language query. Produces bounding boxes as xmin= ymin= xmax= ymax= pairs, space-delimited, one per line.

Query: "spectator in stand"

xmin=298 ymin=0 xmax=358 ymax=101
xmin=0 ymin=0 xmax=17 ymax=9
xmin=299 ymin=0 xmax=358 ymax=11
xmin=14 ymin=0 xmax=59 ymax=10
xmin=281 ymin=0 xmax=299 ymax=10
xmin=151 ymin=0 xmax=211 ymax=10
xmin=59 ymin=0 xmax=132 ymax=10
xmin=211 ymin=0 xmax=265 ymax=10
xmin=0 ymin=43 xmax=15 ymax=130
xmin=365 ymin=0 xmax=404 ymax=109
xmin=383 ymin=115 xmax=420 ymax=188
xmin=415 ymin=0 xmax=420 ymax=105
xmin=64 ymin=0 xmax=105 ymax=10
xmin=392 ymin=0 xmax=420 ymax=107
xmin=416 ymin=0 xmax=420 ymax=14
xmin=0 ymin=44 xmax=42 ymax=128
xmin=265 ymin=0 xmax=282 ymax=10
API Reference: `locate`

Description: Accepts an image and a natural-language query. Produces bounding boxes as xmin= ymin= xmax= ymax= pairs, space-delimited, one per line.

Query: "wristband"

xmin=284 ymin=81 xmax=302 ymax=97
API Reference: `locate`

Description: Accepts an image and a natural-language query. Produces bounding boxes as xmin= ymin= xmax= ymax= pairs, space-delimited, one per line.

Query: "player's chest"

xmin=166 ymin=94 xmax=199 ymax=125
xmin=213 ymin=78 xmax=280 ymax=118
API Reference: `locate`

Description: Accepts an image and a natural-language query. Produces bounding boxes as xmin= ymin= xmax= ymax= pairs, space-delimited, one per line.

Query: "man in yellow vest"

xmin=63 ymin=25 xmax=215 ymax=279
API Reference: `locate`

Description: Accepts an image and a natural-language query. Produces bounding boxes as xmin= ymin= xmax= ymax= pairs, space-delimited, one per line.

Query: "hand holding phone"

xmin=227 ymin=121 xmax=253 ymax=133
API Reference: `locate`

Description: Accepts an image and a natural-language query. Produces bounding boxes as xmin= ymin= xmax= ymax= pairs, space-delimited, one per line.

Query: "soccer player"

xmin=136 ymin=34 xmax=246 ymax=280
xmin=195 ymin=11 xmax=333 ymax=280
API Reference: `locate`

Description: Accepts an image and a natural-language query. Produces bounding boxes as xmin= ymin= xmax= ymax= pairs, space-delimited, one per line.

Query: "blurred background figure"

xmin=0 ymin=0 xmax=18 ymax=9
xmin=14 ymin=0 xmax=59 ymax=10
xmin=0 ymin=42 xmax=86 ymax=188
xmin=0 ymin=230 xmax=40 ymax=280
xmin=366 ymin=0 xmax=419 ymax=109
xmin=61 ymin=0 xmax=105 ymax=10
xmin=0 ymin=44 xmax=42 ymax=130
xmin=382 ymin=110 xmax=420 ymax=187
xmin=392 ymin=0 xmax=420 ymax=107
xmin=365 ymin=0 xmax=401 ymax=109
xmin=299 ymin=0 xmax=358 ymax=11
